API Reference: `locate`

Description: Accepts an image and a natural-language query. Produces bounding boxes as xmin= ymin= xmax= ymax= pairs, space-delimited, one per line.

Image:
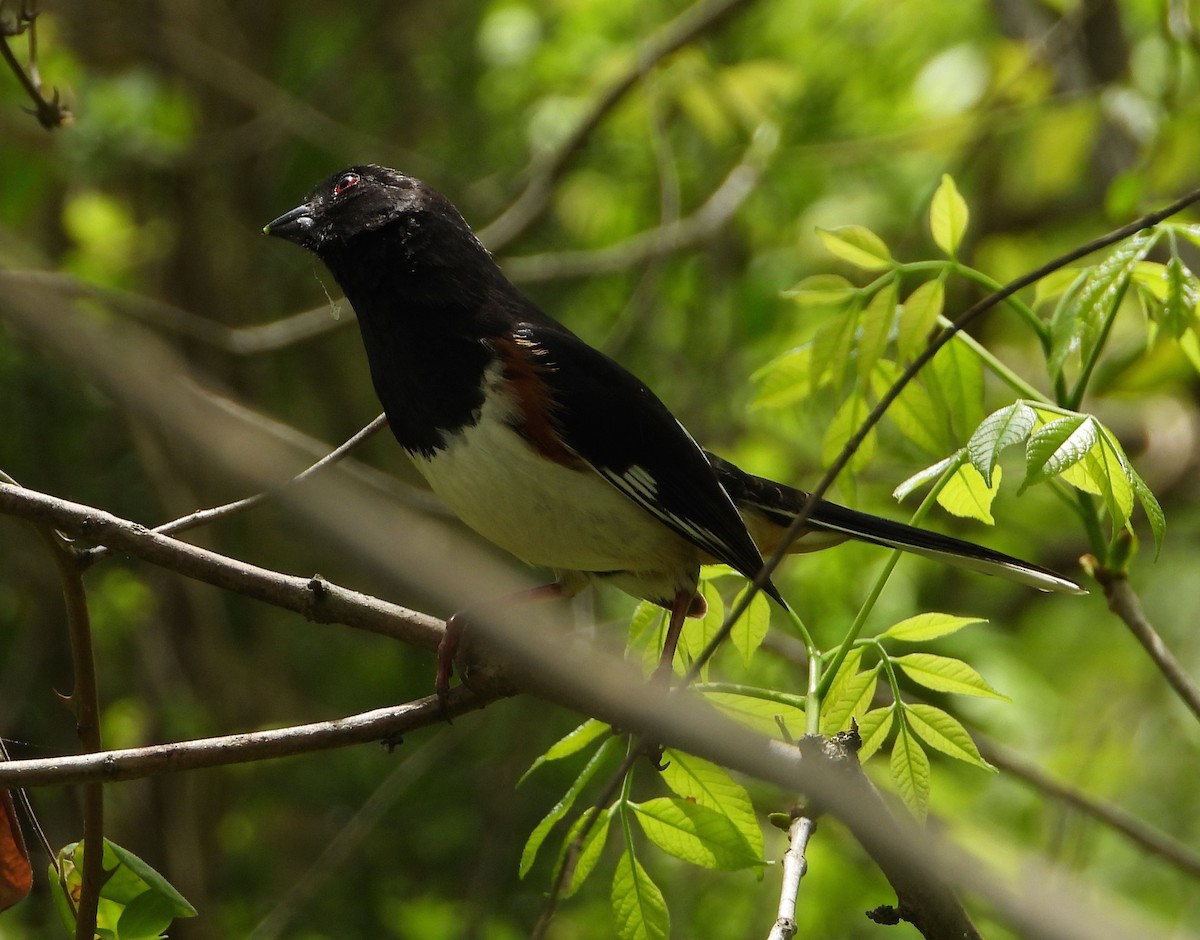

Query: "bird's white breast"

xmin=406 ymin=370 xmax=694 ymax=580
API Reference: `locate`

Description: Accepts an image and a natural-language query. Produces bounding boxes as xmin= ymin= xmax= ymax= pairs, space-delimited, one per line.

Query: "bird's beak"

xmin=263 ymin=204 xmax=316 ymax=244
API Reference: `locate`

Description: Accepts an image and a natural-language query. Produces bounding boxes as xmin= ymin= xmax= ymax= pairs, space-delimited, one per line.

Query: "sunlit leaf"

xmin=922 ymin=337 xmax=985 ymax=448
xmin=857 ymin=707 xmax=895 ymax=762
xmin=557 ymin=806 xmax=613 ymax=897
xmin=856 ymin=282 xmax=897 ymax=380
xmin=893 ymin=453 xmax=961 ymax=503
xmin=817 ymin=225 xmax=894 ymax=270
xmin=612 ymin=849 xmax=668 ymax=940
xmin=820 ymin=648 xmax=878 ymax=736
xmin=1162 ymin=256 xmax=1196 ymax=338
xmin=872 ymin=360 xmax=944 ymax=456
xmin=1130 ymin=465 xmax=1166 ymax=556
xmin=631 ymin=798 xmax=758 ymax=870
xmin=704 ymin=691 xmax=807 ymax=739
xmin=1021 ymin=414 xmax=1097 ymax=490
xmin=809 ymin=303 xmax=860 ymax=393
xmin=520 ymin=719 xmax=611 ymax=785
xmin=937 ymin=462 xmax=1001 ymax=525
xmin=879 ymin=613 xmax=986 ymax=643
xmin=783 ymin=273 xmax=859 ymax=308
xmin=897 ymin=278 xmax=945 ymax=361
xmin=751 ymin=345 xmax=814 ymax=410
xmin=890 ymin=724 xmax=931 ymax=820
xmin=967 ymin=402 xmax=1038 ymax=485
xmin=904 ymin=704 xmax=995 ymax=771
xmin=660 ymin=751 xmax=763 ymax=861
xmin=730 ymin=586 xmax=771 ymax=667
xmin=822 ymin=389 xmax=876 ymax=473
xmin=893 ymin=653 xmax=1009 ymax=700
xmin=930 ymin=174 xmax=969 ymax=257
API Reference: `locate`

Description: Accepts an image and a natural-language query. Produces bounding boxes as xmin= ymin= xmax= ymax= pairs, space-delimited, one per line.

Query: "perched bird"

xmin=264 ymin=165 xmax=1082 ymax=696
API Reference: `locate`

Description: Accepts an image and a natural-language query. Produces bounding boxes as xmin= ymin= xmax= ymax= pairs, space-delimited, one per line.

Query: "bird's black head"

xmin=264 ymin=165 xmax=482 ymax=262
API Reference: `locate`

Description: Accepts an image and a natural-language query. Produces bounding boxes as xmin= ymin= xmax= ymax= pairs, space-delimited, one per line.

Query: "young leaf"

xmin=520 ymin=719 xmax=611 ymax=785
xmin=631 ymin=798 xmax=758 ymax=870
xmin=937 ymin=462 xmax=1002 ymax=525
xmin=893 ymin=453 xmax=961 ymax=503
xmin=520 ymin=737 xmax=616 ymax=878
xmin=822 ymin=389 xmax=877 ymax=473
xmin=893 ymin=653 xmax=1010 ymax=700
xmin=809 ymin=304 xmax=860 ymax=393
xmin=820 ymin=648 xmax=879 ymax=736
xmin=857 ymin=706 xmax=895 ymax=762
xmin=783 ymin=273 xmax=859 ymax=308
xmin=922 ymin=337 xmax=985 ymax=449
xmin=817 ymin=225 xmax=894 ymax=271
xmin=612 ymin=848 xmax=669 ymax=940
xmin=679 ymin=579 xmax=724 ymax=676
xmin=660 ymin=751 xmax=763 ymax=861
xmin=890 ymin=724 xmax=931 ymax=820
xmin=904 ymin=703 xmax=995 ymax=771
xmin=730 ymin=586 xmax=771 ymax=667
xmin=556 ymin=806 xmax=613 ymax=898
xmin=856 ymin=282 xmax=898 ymax=380
xmin=897 ymin=278 xmax=945 ymax=361
xmin=1130 ymin=465 xmax=1166 ymax=556
xmin=751 ymin=345 xmax=814 ymax=410
xmin=1021 ymin=414 xmax=1097 ymax=490
xmin=930 ymin=174 xmax=969 ymax=257
xmin=1162 ymin=256 xmax=1195 ymax=338
xmin=703 ymin=691 xmax=807 ymax=739
xmin=872 ymin=359 xmax=943 ymax=456
xmin=967 ymin=402 xmax=1038 ymax=485
xmin=879 ymin=613 xmax=986 ymax=643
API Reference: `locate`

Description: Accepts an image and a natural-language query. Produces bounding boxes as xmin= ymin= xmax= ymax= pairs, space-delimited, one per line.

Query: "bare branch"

xmin=479 ymin=0 xmax=756 ymax=251
xmin=766 ymin=812 xmax=817 ymax=940
xmin=503 ymin=131 xmax=775 ymax=284
xmin=1091 ymin=563 xmax=1200 ymax=722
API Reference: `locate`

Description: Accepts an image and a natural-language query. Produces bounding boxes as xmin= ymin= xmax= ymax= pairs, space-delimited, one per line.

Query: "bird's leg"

xmin=652 ymin=588 xmax=706 ymax=683
xmin=437 ymin=582 xmax=566 ymax=707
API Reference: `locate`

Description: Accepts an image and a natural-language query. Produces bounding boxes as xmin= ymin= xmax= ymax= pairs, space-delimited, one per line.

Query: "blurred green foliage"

xmin=2 ymin=0 xmax=1200 ymax=937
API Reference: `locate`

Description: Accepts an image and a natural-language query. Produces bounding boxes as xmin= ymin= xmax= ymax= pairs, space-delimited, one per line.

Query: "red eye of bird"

xmin=333 ymin=172 xmax=360 ymax=196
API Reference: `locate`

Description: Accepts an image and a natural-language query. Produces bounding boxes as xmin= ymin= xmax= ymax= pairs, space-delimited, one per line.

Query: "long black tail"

xmin=708 ymin=453 xmax=1084 ymax=594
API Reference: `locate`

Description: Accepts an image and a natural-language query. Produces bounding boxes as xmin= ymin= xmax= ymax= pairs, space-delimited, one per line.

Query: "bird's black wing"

xmin=511 ymin=320 xmax=784 ymax=606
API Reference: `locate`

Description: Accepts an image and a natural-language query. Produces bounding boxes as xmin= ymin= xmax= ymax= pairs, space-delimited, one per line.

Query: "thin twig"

xmin=479 ymin=0 xmax=756 ymax=251
xmin=766 ymin=812 xmax=817 ymax=940
xmin=1091 ymin=563 xmax=1200 ymax=723
xmin=79 ymin=414 xmax=389 ymax=568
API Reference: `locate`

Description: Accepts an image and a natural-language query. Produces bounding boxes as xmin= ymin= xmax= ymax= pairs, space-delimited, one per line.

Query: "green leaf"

xmin=967 ymin=402 xmax=1038 ymax=486
xmin=678 ymin=579 xmax=724 ymax=677
xmin=930 ymin=174 xmax=969 ymax=257
xmin=820 ymin=648 xmax=879 ymax=736
xmin=1048 ymin=232 xmax=1155 ymax=376
xmin=893 ymin=453 xmax=961 ymax=503
xmin=857 ymin=706 xmax=895 ymax=762
xmin=879 ymin=613 xmax=986 ymax=643
xmin=872 ymin=359 xmax=944 ymax=456
xmin=904 ymin=703 xmax=995 ymax=771
xmin=890 ymin=724 xmax=931 ymax=820
xmin=1162 ymin=256 xmax=1196 ymax=338
xmin=612 ymin=849 xmax=669 ymax=940
xmin=856 ymin=282 xmax=897 ymax=380
xmin=809 ymin=302 xmax=860 ymax=393
xmin=922 ymin=337 xmax=985 ymax=448
xmin=660 ymin=751 xmax=763 ymax=861
xmin=817 ymin=224 xmax=894 ymax=271
xmin=897 ymin=278 xmax=945 ymax=361
xmin=520 ymin=737 xmax=616 ymax=878
xmin=822 ymin=389 xmax=876 ymax=473
xmin=783 ymin=273 xmax=859 ymax=308
xmin=750 ymin=345 xmax=814 ymax=410
xmin=1021 ymin=414 xmax=1097 ymax=490
xmin=520 ymin=719 xmax=611 ymax=785
xmin=1130 ymin=464 xmax=1166 ymax=556
xmin=730 ymin=586 xmax=771 ymax=667
xmin=893 ymin=653 xmax=1010 ymax=700
xmin=631 ymin=798 xmax=758 ymax=870
xmin=1034 ymin=267 xmax=1086 ymax=308
xmin=704 ymin=691 xmax=807 ymax=739
xmin=556 ymin=806 xmax=613 ymax=898
xmin=937 ymin=462 xmax=1001 ymax=525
